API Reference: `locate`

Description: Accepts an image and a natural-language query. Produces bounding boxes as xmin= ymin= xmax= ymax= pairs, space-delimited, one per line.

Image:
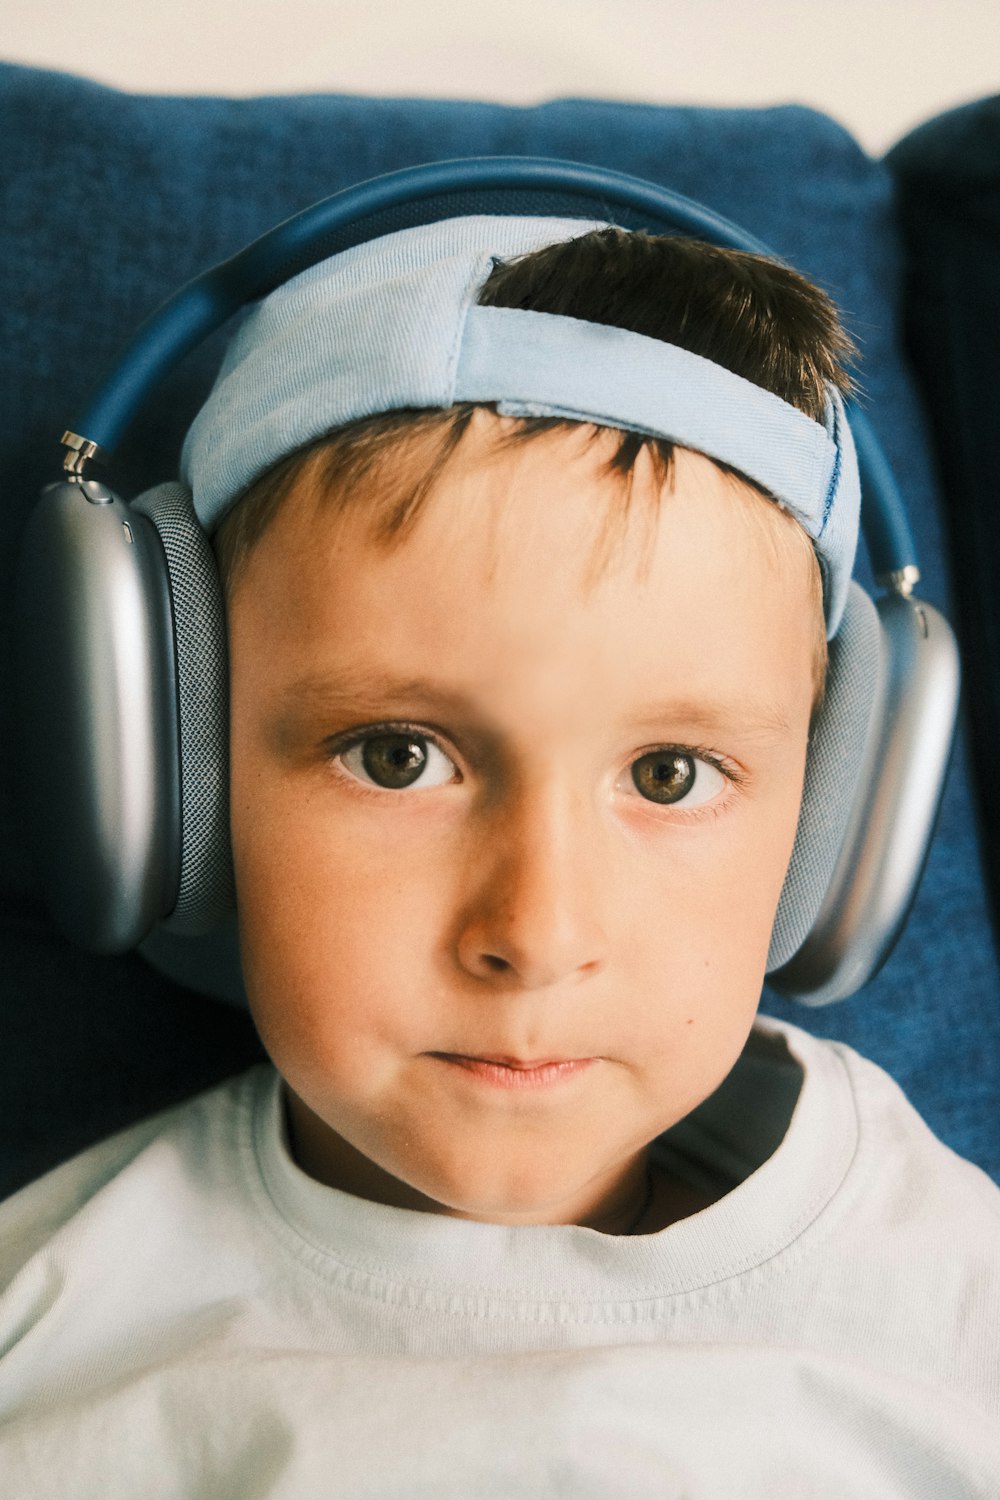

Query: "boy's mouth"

xmin=427 ymin=1053 xmax=595 ymax=1089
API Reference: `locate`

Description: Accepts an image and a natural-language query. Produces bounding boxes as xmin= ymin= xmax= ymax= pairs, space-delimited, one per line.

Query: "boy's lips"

xmin=427 ymin=1052 xmax=597 ymax=1089
xmin=441 ymin=1053 xmax=583 ymax=1068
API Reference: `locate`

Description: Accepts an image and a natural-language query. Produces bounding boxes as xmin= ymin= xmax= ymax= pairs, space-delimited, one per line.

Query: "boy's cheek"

xmin=230 ymin=778 xmax=436 ymax=1021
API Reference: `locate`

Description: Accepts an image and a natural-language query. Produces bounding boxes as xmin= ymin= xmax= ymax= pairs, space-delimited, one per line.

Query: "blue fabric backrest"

xmin=1 ymin=62 xmax=997 ymax=1196
xmin=887 ymin=99 xmax=1000 ymax=949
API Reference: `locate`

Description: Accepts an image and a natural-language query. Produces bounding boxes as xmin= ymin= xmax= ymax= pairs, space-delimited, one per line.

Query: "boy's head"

xmin=183 ymin=218 xmax=858 ymax=1230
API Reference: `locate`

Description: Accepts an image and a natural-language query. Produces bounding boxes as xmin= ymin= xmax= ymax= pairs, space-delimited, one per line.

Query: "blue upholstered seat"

xmin=1 ymin=62 xmax=997 ymax=1195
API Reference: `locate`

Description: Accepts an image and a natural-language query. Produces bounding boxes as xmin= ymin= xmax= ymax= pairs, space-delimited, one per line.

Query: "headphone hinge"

xmin=61 ymin=430 xmax=107 ymax=478
xmin=876 ymin=563 xmax=921 ymax=598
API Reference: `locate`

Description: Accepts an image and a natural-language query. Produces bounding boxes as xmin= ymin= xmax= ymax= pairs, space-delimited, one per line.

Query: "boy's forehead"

xmin=272 ymin=410 xmax=808 ymax=595
xmin=238 ymin=423 xmax=819 ymax=738
xmin=184 ymin=215 xmax=860 ymax=636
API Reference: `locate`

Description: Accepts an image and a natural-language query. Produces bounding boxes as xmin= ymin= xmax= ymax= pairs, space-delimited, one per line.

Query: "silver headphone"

xmin=13 ymin=158 xmax=960 ymax=1006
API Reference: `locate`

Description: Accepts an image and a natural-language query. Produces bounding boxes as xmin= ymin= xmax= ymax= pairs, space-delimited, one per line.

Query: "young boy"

xmin=1 ymin=215 xmax=998 ymax=1495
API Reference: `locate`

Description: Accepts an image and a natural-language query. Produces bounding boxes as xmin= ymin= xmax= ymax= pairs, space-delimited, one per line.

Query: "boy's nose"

xmin=455 ymin=780 xmax=610 ymax=990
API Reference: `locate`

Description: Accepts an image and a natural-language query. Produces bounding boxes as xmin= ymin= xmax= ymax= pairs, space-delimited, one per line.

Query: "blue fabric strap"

xmin=182 ymin=215 xmax=860 ymax=634
xmin=459 ymin=307 xmax=840 ymax=521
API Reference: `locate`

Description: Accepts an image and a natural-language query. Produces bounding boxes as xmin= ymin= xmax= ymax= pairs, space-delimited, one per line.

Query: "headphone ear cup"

xmin=767 ymin=582 xmax=884 ymax=978
xmin=768 ymin=581 xmax=960 ymax=1004
xmin=14 ymin=479 xmax=182 ymax=951
xmin=131 ymin=482 xmax=234 ymax=934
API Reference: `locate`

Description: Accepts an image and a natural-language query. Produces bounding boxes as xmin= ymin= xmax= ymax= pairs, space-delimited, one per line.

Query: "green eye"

xmin=338 ymin=731 xmax=457 ymax=791
xmin=631 ymin=751 xmax=697 ymax=804
xmin=361 ymin=734 xmax=427 ymax=788
xmin=630 ymin=750 xmax=728 ymax=808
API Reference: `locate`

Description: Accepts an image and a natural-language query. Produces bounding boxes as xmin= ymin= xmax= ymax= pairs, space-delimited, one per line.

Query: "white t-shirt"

xmin=0 ymin=1015 xmax=998 ymax=1498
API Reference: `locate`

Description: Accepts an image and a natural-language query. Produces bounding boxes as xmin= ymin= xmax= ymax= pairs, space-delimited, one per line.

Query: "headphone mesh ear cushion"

xmin=132 ymin=482 xmax=234 ymax=932
xmin=767 ymin=582 xmax=883 ymax=971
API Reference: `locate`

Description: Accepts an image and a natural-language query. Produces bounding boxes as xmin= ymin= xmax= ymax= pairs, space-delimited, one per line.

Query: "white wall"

xmin=4 ymin=0 xmax=998 ymax=155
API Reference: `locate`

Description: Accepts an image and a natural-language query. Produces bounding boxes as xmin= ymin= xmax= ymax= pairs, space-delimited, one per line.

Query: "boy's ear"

xmin=767 ymin=581 xmax=959 ymax=1005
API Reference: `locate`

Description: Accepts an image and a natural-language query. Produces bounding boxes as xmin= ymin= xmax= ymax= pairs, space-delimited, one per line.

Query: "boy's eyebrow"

xmin=629 ymin=697 xmax=794 ymax=739
xmin=280 ymin=668 xmax=794 ymax=741
xmin=283 ymin=669 xmax=478 ymax=718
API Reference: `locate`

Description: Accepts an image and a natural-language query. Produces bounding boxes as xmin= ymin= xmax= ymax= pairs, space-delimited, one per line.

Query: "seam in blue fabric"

xmin=819 ymin=401 xmax=843 ymax=538
xmin=449 ymin=251 xmax=496 ymax=394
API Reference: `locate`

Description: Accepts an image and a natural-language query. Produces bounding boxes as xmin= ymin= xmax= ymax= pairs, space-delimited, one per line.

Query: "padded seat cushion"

xmin=888 ymin=98 xmax=1000 ymax=950
xmin=1 ymin=63 xmax=997 ymax=1195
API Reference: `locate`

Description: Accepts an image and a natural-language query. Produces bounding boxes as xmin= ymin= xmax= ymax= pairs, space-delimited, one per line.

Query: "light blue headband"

xmin=182 ymin=215 xmax=860 ymax=635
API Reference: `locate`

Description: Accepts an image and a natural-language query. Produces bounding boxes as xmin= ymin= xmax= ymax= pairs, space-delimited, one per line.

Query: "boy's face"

xmin=227 ymin=412 xmax=816 ymax=1229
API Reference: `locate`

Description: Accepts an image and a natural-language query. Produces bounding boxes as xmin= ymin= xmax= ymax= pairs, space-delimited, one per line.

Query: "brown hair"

xmin=215 ymin=229 xmax=857 ymax=700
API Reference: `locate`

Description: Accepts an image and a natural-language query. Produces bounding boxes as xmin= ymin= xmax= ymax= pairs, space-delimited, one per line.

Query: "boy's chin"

xmin=286 ymin=1087 xmax=621 ymax=1224
xmin=374 ymin=1138 xmax=651 ymax=1230
xmin=283 ymin=1071 xmax=670 ymax=1227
